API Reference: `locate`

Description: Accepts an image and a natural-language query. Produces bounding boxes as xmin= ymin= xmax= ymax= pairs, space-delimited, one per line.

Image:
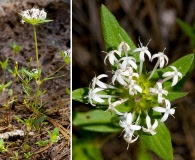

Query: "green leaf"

xmin=177 ymin=19 xmax=194 ymax=38
xmin=101 ymin=5 xmax=136 ymax=51
xmin=73 ymin=135 xmax=104 ymax=160
xmin=166 ymin=91 xmax=188 ymax=101
xmin=73 ymin=110 xmax=120 ymax=132
xmin=72 ymin=87 xmax=89 ymax=103
xmin=140 ymin=122 xmax=173 ymax=160
xmin=151 ymin=54 xmax=194 ymax=88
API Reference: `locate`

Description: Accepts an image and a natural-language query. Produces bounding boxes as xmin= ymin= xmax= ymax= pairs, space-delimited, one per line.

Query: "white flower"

xmin=133 ymin=40 xmax=151 ymax=62
xmin=112 ymin=69 xmax=127 ymax=86
xmin=153 ymin=99 xmax=175 ymax=122
xmin=86 ymin=88 xmax=111 ymax=106
xmin=128 ymin=80 xmax=142 ymax=95
xmin=106 ymin=97 xmax=128 ymax=115
xmin=119 ymin=57 xmax=137 ymax=70
xmin=91 ymin=74 xmax=108 ymax=89
xmin=121 ymin=67 xmax=139 ymax=82
xmin=142 ymin=115 xmax=158 ymax=135
xmin=120 ymin=113 xmax=141 ymax=149
xmin=162 ymin=66 xmax=182 ymax=86
xmin=119 ymin=112 xmax=141 ymax=132
xmin=118 ymin=42 xmax=130 ymax=56
xmin=20 ymin=8 xmax=47 ymax=24
xmin=151 ymin=51 xmax=169 ymax=68
xmin=103 ymin=50 xmax=121 ymax=65
xmin=149 ymin=82 xmax=168 ymax=103
xmin=32 ymin=68 xmax=38 ymax=74
xmin=149 ymin=50 xmax=169 ymax=79
xmin=123 ymin=133 xmax=139 ymax=149
xmin=132 ymin=39 xmax=151 ymax=74
xmin=64 ymin=49 xmax=71 ymax=58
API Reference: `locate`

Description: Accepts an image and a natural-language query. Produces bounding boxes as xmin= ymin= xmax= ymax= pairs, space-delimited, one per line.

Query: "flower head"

xmin=20 ymin=8 xmax=52 ymax=25
xmin=84 ymin=39 xmax=184 ymax=147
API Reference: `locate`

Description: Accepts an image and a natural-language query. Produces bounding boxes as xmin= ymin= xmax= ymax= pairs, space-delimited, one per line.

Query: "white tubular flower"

xmin=118 ymin=42 xmax=130 ymax=57
xmin=112 ymin=69 xmax=127 ymax=86
xmin=142 ymin=115 xmax=158 ymax=135
xmin=149 ymin=50 xmax=169 ymax=79
xmin=149 ymin=82 xmax=168 ymax=104
xmin=106 ymin=97 xmax=128 ymax=115
xmin=119 ymin=112 xmax=141 ymax=134
xmin=86 ymin=88 xmax=111 ymax=106
xmin=153 ymin=99 xmax=175 ymax=122
xmin=123 ymin=133 xmax=139 ymax=149
xmin=119 ymin=57 xmax=137 ymax=70
xmin=121 ymin=67 xmax=139 ymax=82
xmin=128 ymin=80 xmax=142 ymax=95
xmin=103 ymin=50 xmax=121 ymax=65
xmin=162 ymin=66 xmax=182 ymax=86
xmin=91 ymin=74 xmax=108 ymax=89
xmin=132 ymin=39 xmax=151 ymax=75
xmin=120 ymin=113 xmax=141 ymax=149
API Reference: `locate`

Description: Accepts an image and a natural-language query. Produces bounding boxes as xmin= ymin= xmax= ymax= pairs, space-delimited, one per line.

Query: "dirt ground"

xmin=0 ymin=0 xmax=70 ymax=159
xmin=73 ymin=0 xmax=195 ymax=160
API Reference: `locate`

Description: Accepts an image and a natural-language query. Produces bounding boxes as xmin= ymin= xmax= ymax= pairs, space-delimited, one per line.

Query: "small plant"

xmin=0 ymin=6 xmax=70 ymax=159
xmin=72 ymin=5 xmax=194 ymax=160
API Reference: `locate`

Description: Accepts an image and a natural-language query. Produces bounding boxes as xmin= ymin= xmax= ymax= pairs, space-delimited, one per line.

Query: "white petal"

xmin=162 ymin=72 xmax=173 ymax=77
xmin=96 ymin=81 xmax=107 ymax=89
xmin=97 ymin=74 xmax=108 ymax=79
xmin=160 ymin=113 xmax=169 ymax=122
xmin=93 ymin=88 xmax=104 ymax=93
xmin=152 ymin=119 xmax=158 ymax=129
xmin=169 ymin=108 xmax=175 ymax=115
xmin=146 ymin=115 xmax=151 ymax=128
xmin=134 ymin=85 xmax=142 ymax=93
xmin=92 ymin=95 xmax=105 ymax=103
xmin=130 ymin=124 xmax=141 ymax=131
xmin=172 ymin=76 xmax=178 ymax=86
xmin=169 ymin=66 xmax=177 ymax=71
xmin=153 ymin=107 xmax=166 ymax=113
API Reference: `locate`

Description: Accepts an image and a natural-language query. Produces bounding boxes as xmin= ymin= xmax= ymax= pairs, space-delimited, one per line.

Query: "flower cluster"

xmin=20 ymin=8 xmax=47 ymax=25
xmin=86 ymin=40 xmax=182 ymax=148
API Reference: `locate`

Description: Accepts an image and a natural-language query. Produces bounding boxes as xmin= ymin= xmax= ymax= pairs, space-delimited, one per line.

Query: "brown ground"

xmin=0 ymin=0 xmax=70 ymax=159
xmin=73 ymin=0 xmax=195 ymax=160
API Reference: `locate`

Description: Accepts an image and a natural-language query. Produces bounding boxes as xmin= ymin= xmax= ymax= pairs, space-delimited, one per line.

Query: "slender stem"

xmin=148 ymin=60 xmax=160 ymax=80
xmin=33 ymin=25 xmax=40 ymax=74
xmin=33 ymin=25 xmax=41 ymax=109
xmin=45 ymin=63 xmax=66 ymax=79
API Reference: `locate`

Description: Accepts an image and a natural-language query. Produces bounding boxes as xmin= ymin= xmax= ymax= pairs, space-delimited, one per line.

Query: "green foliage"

xmin=73 ymin=135 xmax=104 ymax=160
xmin=0 ymin=139 xmax=7 ymax=153
xmin=177 ymin=19 xmax=195 ymax=47
xmin=140 ymin=122 xmax=173 ymax=160
xmin=0 ymin=59 xmax=9 ymax=70
xmin=48 ymin=128 xmax=59 ymax=143
xmin=11 ymin=42 xmax=22 ymax=53
xmin=73 ymin=110 xmax=121 ymax=132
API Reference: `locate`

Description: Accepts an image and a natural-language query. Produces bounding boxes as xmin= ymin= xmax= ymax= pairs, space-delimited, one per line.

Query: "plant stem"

xmin=33 ymin=25 xmax=41 ymax=109
xmin=33 ymin=25 xmax=40 ymax=74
